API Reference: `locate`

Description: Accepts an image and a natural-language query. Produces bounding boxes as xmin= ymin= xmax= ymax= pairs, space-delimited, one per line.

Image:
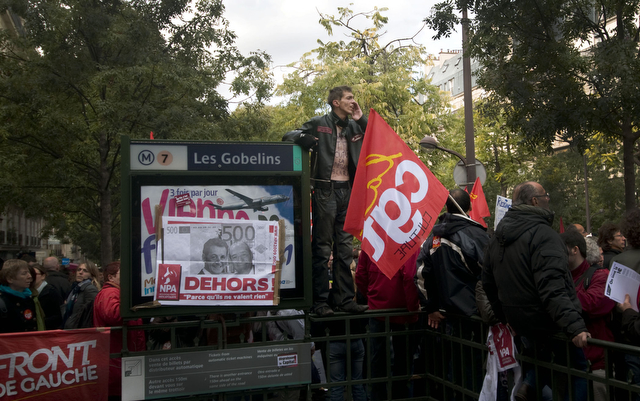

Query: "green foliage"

xmin=424 ymin=0 xmax=640 ymax=209
xmin=424 ymin=0 xmax=460 ymax=41
xmin=465 ymin=0 xmax=640 ymax=209
xmin=0 ymin=0 xmax=273 ymax=264
xmin=274 ymin=6 xmax=449 ymax=146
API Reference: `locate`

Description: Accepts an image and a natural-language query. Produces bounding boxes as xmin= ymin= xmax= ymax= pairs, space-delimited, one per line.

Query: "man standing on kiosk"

xmin=283 ymin=86 xmax=368 ymax=316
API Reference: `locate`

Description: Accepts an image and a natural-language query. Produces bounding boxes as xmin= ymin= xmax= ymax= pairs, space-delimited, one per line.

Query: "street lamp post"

xmin=461 ymin=5 xmax=476 ymax=192
xmin=420 ymin=134 xmax=486 ymax=190
xmin=420 ymin=135 xmax=467 ymax=165
xmin=419 ymin=5 xmax=477 ymax=192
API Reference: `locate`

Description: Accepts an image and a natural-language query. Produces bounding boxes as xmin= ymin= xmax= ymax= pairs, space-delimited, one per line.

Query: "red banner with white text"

xmin=0 ymin=329 xmax=110 ymax=401
xmin=344 ymin=110 xmax=448 ymax=279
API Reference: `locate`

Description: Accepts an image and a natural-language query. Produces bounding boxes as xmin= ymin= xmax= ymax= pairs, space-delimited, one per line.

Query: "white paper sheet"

xmin=605 ymin=262 xmax=640 ymax=312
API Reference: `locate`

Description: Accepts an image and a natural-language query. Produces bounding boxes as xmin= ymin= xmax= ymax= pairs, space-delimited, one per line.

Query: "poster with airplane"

xmin=214 ymin=189 xmax=290 ymax=212
xmin=139 ymin=185 xmax=296 ymax=299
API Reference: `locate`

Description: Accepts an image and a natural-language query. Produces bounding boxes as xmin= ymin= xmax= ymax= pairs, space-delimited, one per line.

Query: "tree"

xmin=425 ymin=0 xmax=640 ymax=210
xmin=0 ymin=0 xmax=272 ymax=265
xmin=275 ymin=6 xmax=449 ymax=147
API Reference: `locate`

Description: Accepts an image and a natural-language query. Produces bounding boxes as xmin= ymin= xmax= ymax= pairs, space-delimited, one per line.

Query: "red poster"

xmin=156 ymin=263 xmax=182 ymax=300
xmin=0 ymin=328 xmax=110 ymax=401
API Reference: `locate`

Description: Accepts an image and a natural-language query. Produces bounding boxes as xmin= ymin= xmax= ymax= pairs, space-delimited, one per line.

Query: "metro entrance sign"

xmin=121 ymin=136 xmax=311 ymax=318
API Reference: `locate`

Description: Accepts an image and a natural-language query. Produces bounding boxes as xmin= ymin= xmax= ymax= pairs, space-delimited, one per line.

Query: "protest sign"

xmin=139 ymin=185 xmax=294 ymax=299
xmin=0 ymin=329 xmax=110 ymax=401
xmin=154 ymin=216 xmax=282 ymax=306
xmin=605 ymin=262 xmax=640 ymax=312
xmin=494 ymin=195 xmax=512 ymax=228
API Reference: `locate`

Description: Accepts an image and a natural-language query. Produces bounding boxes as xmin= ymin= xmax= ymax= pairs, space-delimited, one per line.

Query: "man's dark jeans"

xmin=368 ymin=318 xmax=417 ymax=401
xmin=520 ymin=335 xmax=588 ymax=401
xmin=312 ymin=187 xmax=355 ymax=309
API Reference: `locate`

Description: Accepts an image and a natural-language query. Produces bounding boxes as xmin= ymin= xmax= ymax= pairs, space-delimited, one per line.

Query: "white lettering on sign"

xmin=362 ymin=160 xmax=429 ymax=261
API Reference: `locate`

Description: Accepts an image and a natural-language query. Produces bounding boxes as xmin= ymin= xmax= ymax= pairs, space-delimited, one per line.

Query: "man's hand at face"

xmin=351 ymin=101 xmax=363 ymax=121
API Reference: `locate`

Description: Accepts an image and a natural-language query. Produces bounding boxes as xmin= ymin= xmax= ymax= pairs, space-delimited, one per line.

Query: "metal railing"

xmin=113 ymin=309 xmax=640 ymax=400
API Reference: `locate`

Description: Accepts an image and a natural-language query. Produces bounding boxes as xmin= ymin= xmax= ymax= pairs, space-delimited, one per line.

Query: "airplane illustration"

xmin=213 ymin=189 xmax=289 ymax=212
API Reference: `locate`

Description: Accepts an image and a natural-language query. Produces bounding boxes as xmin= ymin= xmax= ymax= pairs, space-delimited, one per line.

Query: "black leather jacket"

xmin=282 ymin=111 xmax=367 ymax=184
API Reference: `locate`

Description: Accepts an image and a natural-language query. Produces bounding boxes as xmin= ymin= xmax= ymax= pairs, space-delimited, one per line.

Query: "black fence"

xmin=115 ymin=309 xmax=640 ymax=400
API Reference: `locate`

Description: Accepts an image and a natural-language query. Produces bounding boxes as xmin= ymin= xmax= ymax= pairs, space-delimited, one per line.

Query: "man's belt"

xmin=312 ymin=180 xmax=350 ymax=189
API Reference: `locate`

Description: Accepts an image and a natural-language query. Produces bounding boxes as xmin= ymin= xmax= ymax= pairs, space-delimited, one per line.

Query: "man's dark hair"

xmin=203 ymin=238 xmax=228 ymax=254
xmin=327 ymin=86 xmax=352 ymax=108
xmin=446 ymin=188 xmax=470 ymax=213
xmin=511 ymin=181 xmax=538 ymax=206
xmin=597 ymin=222 xmax=620 ymax=251
xmin=621 ymin=208 xmax=640 ymax=249
xmin=561 ymin=230 xmax=586 ymax=258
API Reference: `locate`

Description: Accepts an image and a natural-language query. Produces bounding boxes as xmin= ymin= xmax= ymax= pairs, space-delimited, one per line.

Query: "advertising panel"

xmin=154 ymin=216 xmax=281 ymax=306
xmin=138 ymin=185 xmax=295 ymax=301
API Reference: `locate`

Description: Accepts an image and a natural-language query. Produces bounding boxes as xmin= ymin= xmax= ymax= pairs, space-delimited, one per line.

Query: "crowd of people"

xmin=2 ymin=84 xmax=640 ymax=401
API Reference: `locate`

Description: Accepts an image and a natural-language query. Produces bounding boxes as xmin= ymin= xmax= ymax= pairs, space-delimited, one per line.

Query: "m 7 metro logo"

xmin=138 ymin=150 xmax=155 ymax=165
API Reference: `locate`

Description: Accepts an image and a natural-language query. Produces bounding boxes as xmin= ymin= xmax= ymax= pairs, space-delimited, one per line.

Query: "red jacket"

xmin=571 ymin=259 xmax=615 ymax=370
xmin=93 ymin=281 xmax=145 ymax=397
xmin=355 ymin=251 xmax=420 ymax=324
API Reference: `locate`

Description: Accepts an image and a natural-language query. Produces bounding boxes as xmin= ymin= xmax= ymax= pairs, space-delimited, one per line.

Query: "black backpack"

xmin=576 ymin=264 xmax=605 ymax=291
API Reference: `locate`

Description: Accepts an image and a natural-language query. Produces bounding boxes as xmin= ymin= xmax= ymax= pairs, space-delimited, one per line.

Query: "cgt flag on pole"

xmin=468 ymin=177 xmax=490 ymax=228
xmin=344 ymin=110 xmax=448 ymax=279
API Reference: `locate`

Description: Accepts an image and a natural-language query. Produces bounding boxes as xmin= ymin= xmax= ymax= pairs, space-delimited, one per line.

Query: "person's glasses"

xmin=532 ymin=193 xmax=550 ymax=199
xmin=614 ymin=234 xmax=625 ymax=238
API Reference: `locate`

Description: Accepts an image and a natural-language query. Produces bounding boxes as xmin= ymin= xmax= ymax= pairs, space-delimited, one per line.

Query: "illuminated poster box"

xmin=121 ymin=138 xmax=311 ymax=317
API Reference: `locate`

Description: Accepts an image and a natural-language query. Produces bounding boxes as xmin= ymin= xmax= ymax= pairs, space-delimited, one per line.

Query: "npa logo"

xmin=138 ymin=150 xmax=155 ymax=165
xmin=156 ymin=263 xmax=182 ymax=300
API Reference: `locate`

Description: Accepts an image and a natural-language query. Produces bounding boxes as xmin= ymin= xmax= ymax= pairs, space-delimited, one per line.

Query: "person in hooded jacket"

xmin=482 ymin=181 xmax=590 ymax=401
xmin=415 ymin=188 xmax=490 ymax=325
xmin=415 ymin=188 xmax=489 ymax=399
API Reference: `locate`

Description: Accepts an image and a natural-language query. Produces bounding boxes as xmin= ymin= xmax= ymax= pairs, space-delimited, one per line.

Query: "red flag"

xmin=468 ymin=177 xmax=490 ymax=228
xmin=150 ymin=131 xmax=155 ymax=140
xmin=559 ymin=217 xmax=565 ymax=233
xmin=344 ymin=110 xmax=448 ymax=279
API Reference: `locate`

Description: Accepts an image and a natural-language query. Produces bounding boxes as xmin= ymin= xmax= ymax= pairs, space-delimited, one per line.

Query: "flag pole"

xmin=448 ymin=194 xmax=469 ymax=218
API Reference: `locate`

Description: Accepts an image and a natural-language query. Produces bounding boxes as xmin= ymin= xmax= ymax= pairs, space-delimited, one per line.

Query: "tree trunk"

xmin=622 ymin=121 xmax=639 ymax=211
xmin=99 ymin=131 xmax=113 ymax=267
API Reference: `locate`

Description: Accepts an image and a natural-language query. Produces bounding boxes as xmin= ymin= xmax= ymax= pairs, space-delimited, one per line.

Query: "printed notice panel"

xmin=139 ymin=185 xmax=296 ymax=300
xmin=121 ymin=344 xmax=311 ymax=400
xmin=155 ymin=216 xmax=280 ymax=306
